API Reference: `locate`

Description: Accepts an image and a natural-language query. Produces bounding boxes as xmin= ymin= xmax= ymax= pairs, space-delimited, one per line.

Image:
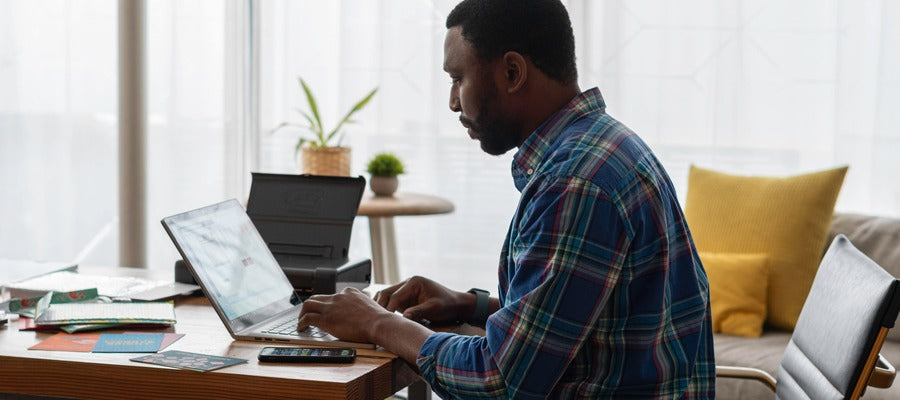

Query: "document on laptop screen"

xmin=167 ymin=203 xmax=294 ymax=321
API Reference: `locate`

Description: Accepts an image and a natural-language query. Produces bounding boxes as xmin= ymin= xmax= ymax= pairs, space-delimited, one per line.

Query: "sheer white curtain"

xmin=569 ymin=0 xmax=900 ymax=215
xmin=4 ymin=1 xmax=897 ymax=281
xmin=144 ymin=1 xmax=242 ymax=270
xmin=0 ymin=1 xmax=240 ymax=269
xmin=0 ymin=1 xmax=119 ymax=265
xmin=259 ymin=0 xmax=900 ymax=291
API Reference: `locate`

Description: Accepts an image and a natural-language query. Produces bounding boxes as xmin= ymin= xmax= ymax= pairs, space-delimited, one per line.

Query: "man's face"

xmin=443 ymin=27 xmax=521 ymax=156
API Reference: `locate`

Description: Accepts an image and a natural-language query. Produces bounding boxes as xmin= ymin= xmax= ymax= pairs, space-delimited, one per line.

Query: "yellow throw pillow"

xmin=685 ymin=165 xmax=847 ymax=330
xmin=701 ymin=252 xmax=768 ymax=337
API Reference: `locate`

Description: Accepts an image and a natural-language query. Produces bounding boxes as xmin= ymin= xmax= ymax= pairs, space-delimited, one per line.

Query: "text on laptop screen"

xmin=165 ymin=201 xmax=295 ymax=320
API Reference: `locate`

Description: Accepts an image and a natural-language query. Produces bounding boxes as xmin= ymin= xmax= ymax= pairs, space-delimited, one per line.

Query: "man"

xmin=298 ymin=0 xmax=716 ymax=398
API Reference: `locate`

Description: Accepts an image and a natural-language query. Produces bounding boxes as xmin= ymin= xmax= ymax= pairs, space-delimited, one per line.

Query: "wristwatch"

xmin=467 ymin=288 xmax=491 ymax=326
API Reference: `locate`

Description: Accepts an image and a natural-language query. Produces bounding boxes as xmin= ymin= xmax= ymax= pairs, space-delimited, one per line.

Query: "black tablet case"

xmin=246 ymin=173 xmax=371 ymax=295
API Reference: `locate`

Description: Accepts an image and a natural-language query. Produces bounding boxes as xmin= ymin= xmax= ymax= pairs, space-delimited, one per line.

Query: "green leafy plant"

xmin=273 ymin=77 xmax=378 ymax=153
xmin=366 ymin=152 xmax=405 ymax=177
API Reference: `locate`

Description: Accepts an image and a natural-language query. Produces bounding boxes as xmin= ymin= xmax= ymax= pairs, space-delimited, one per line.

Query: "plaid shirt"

xmin=417 ymin=88 xmax=715 ymax=399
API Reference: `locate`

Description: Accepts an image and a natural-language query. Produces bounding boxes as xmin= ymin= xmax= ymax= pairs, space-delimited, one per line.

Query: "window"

xmin=3 ymin=1 xmax=898 ymax=288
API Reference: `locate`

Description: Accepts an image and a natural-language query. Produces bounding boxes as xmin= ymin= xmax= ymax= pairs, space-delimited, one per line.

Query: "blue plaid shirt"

xmin=417 ymin=88 xmax=715 ymax=399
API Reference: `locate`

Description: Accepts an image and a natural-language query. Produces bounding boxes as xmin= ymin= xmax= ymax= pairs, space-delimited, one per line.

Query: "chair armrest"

xmin=868 ymin=354 xmax=896 ymax=389
xmin=716 ymin=366 xmax=777 ymax=392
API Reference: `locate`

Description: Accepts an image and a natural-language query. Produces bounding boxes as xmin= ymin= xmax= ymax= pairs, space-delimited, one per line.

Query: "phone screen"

xmin=262 ymin=347 xmax=354 ymax=357
xmin=258 ymin=347 xmax=356 ymax=363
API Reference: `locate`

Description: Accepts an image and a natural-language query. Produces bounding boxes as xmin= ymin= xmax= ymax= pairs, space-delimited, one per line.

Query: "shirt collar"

xmin=511 ymin=87 xmax=607 ymax=191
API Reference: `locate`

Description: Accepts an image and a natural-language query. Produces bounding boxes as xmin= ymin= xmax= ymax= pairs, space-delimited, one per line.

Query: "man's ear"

xmin=502 ymin=51 xmax=527 ymax=94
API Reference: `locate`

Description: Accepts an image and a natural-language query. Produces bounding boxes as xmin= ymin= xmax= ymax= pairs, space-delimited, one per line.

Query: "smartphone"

xmin=258 ymin=347 xmax=356 ymax=363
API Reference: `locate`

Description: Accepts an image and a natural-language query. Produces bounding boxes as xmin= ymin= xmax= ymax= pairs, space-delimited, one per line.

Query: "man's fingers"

xmin=385 ymin=283 xmax=417 ymax=312
xmin=376 ymin=289 xmax=396 ymax=308
xmin=300 ymin=296 xmax=325 ymax=315
xmin=401 ymin=303 xmax=434 ymax=321
xmin=300 ymin=297 xmax=325 ymax=314
xmin=297 ymin=312 xmax=319 ymax=331
xmin=307 ymin=293 xmax=331 ymax=302
xmin=375 ymin=281 xmax=405 ymax=307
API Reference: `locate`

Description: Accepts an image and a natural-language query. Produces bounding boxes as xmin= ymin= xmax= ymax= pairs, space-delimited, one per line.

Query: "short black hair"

xmin=446 ymin=0 xmax=577 ymax=84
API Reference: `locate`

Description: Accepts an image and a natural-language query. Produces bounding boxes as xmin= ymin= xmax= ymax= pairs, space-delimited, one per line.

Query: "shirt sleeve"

xmin=416 ymin=176 xmax=631 ymax=399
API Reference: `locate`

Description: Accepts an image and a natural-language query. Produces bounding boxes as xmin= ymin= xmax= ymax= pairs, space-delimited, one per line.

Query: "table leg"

xmin=368 ymin=216 xmax=400 ymax=284
xmin=407 ymin=378 xmax=433 ymax=400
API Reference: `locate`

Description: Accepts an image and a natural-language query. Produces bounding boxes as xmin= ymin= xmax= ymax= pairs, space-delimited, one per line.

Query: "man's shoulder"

xmin=546 ymin=113 xmax=655 ymax=189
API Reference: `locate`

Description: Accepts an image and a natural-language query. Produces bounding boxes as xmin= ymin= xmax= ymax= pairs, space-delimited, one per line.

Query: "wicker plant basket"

xmin=301 ymin=146 xmax=351 ymax=176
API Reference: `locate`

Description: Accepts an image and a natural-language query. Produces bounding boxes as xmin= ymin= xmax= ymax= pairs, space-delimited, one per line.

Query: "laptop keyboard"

xmin=261 ymin=317 xmax=328 ymax=338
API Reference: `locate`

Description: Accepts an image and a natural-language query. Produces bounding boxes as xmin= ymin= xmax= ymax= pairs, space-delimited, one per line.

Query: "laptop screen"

xmin=161 ymin=199 xmax=295 ymax=322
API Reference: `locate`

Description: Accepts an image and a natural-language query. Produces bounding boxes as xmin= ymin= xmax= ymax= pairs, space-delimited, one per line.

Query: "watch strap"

xmin=467 ymin=288 xmax=490 ymax=326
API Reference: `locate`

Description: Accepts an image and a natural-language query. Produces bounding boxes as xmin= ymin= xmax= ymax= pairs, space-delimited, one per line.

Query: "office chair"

xmin=716 ymin=235 xmax=899 ymax=399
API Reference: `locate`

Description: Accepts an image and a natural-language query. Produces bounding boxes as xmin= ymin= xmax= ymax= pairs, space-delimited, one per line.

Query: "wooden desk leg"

xmin=369 ymin=216 xmax=400 ymax=284
xmin=407 ymin=378 xmax=433 ymax=400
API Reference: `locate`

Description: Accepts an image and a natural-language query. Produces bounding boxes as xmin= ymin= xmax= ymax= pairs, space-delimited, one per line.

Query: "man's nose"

xmin=449 ymin=92 xmax=461 ymax=112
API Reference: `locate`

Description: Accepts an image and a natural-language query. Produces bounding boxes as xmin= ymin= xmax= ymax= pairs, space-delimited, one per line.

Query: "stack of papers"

xmin=0 ymin=259 xmax=77 ymax=291
xmin=34 ymin=302 xmax=176 ymax=326
xmin=3 ymin=271 xmax=198 ymax=301
xmin=14 ymin=291 xmax=177 ymax=333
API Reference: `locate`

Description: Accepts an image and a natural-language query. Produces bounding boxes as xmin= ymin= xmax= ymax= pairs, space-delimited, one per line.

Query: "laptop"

xmin=161 ymin=199 xmax=374 ymax=349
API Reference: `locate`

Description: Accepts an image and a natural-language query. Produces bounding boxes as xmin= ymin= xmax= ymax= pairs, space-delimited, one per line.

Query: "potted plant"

xmin=273 ymin=77 xmax=378 ymax=176
xmin=366 ymin=152 xmax=405 ymax=196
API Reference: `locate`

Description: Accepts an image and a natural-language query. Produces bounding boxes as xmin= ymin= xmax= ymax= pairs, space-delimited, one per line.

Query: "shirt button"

xmin=527 ymin=168 xmax=534 ymax=175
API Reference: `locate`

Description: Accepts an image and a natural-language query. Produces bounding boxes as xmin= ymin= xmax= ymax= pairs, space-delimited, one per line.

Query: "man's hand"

xmin=375 ymin=276 xmax=473 ymax=324
xmin=298 ymin=287 xmax=394 ymax=343
xmin=299 ymin=286 xmax=434 ymax=366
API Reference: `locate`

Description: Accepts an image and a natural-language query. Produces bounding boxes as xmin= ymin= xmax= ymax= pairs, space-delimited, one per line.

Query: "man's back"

xmin=488 ymin=87 xmax=716 ymax=398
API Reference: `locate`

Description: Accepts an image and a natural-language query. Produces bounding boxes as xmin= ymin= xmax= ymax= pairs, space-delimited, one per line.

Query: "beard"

xmin=461 ymin=86 xmax=522 ymax=156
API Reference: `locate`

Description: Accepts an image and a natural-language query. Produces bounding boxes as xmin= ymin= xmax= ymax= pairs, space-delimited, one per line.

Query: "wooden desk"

xmin=357 ymin=192 xmax=454 ymax=284
xmin=0 ymin=267 xmax=420 ymax=399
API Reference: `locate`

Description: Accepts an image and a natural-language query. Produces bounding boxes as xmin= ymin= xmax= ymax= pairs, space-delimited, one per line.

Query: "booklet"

xmin=92 ymin=333 xmax=165 ymax=353
xmin=131 ymin=350 xmax=248 ymax=372
xmin=34 ymin=302 xmax=176 ymax=326
xmin=29 ymin=332 xmax=185 ymax=352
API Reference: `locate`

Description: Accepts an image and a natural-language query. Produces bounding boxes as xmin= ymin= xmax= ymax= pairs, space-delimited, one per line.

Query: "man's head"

xmin=443 ymin=0 xmax=579 ymax=155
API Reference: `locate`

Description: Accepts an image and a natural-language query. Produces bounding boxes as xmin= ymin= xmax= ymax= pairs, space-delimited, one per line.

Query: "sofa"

xmin=714 ymin=212 xmax=900 ymax=399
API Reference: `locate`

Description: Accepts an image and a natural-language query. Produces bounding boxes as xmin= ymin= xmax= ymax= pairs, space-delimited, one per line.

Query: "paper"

xmin=59 ymin=323 xmax=135 ymax=334
xmin=8 ymin=289 xmax=99 ymax=316
xmin=34 ymin=302 xmax=176 ymax=326
xmin=125 ymin=331 xmax=184 ymax=350
xmin=29 ymin=333 xmax=101 ymax=352
xmin=92 ymin=333 xmax=164 ymax=353
xmin=131 ymin=350 xmax=248 ymax=372
xmin=30 ymin=332 xmax=185 ymax=352
xmin=3 ymin=271 xmax=198 ymax=300
xmin=0 ymin=259 xmax=77 ymax=287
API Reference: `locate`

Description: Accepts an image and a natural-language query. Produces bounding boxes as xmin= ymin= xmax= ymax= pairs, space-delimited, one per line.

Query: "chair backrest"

xmin=776 ymin=235 xmax=900 ymax=400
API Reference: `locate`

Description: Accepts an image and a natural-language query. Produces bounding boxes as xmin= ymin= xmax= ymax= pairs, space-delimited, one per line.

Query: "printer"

xmin=244 ymin=172 xmax=371 ymax=296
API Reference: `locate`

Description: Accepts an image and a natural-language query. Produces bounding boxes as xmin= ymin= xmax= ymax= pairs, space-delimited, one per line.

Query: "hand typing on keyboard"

xmin=262 ymin=318 xmax=327 ymax=338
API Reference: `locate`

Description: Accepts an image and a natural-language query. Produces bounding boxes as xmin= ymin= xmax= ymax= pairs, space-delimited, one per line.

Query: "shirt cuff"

xmin=416 ymin=332 xmax=456 ymax=384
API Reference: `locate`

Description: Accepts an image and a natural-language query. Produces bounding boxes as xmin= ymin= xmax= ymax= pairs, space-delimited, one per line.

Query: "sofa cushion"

xmin=829 ymin=212 xmax=900 ymax=342
xmin=685 ymin=165 xmax=847 ymax=330
xmin=714 ymin=332 xmax=900 ymax=399
xmin=702 ymin=252 xmax=769 ymax=337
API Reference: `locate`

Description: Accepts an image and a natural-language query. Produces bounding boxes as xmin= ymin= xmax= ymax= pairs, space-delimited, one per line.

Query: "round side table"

xmin=358 ymin=192 xmax=454 ymax=284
